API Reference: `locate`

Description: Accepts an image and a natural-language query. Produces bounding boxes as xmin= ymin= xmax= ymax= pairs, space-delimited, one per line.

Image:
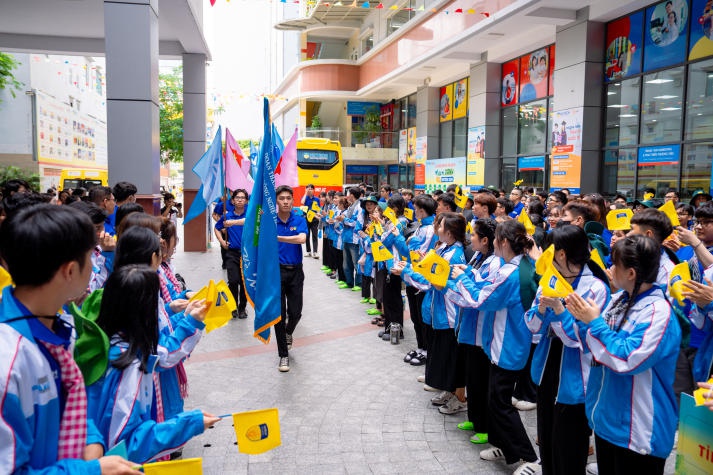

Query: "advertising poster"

xmin=398 ymin=129 xmax=408 ymax=164
xmin=605 ymin=11 xmax=644 ymax=81
xmin=643 ymin=0 xmax=689 ymax=71
xmin=439 ymin=84 xmax=453 ymax=122
xmin=548 ymin=45 xmax=556 ymax=97
xmin=689 ymin=0 xmax=713 ymax=59
xmin=424 ymin=157 xmax=467 ymax=192
xmin=452 ymin=79 xmax=468 ymax=119
xmin=518 ymin=156 xmax=546 ymax=171
xmin=549 ymin=107 xmax=583 ymax=193
xmin=519 ymin=48 xmax=550 ymax=102
xmin=638 ymin=144 xmax=681 ymax=166
xmin=467 ymin=126 xmax=485 ymax=188
xmin=501 ymin=59 xmax=519 ymax=107
xmin=676 ymin=394 xmax=713 ymax=473
xmin=406 ymin=127 xmax=417 ymax=163
xmin=414 ymin=136 xmax=428 ymax=188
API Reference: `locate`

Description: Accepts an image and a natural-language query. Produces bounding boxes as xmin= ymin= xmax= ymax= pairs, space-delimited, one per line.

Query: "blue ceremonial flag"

xmin=249 ymin=140 xmax=258 ymax=179
xmin=184 ymin=126 xmax=224 ymax=224
xmin=270 ymin=124 xmax=284 ymax=170
xmin=242 ymin=99 xmax=282 ymax=342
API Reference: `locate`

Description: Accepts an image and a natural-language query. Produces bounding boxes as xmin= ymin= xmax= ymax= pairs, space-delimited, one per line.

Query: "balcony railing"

xmin=304 ymin=128 xmax=342 ymax=142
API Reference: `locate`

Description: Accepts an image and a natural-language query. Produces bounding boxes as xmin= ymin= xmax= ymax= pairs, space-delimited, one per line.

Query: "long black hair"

xmin=495 ymin=220 xmax=533 ymax=255
xmin=115 ymin=226 xmax=161 ymax=269
xmin=96 ymin=264 xmax=159 ymax=373
xmin=610 ymin=234 xmax=660 ymax=321
xmin=471 ymin=218 xmax=497 ymax=268
xmin=439 ymin=212 xmax=467 ymax=247
xmin=546 ymin=224 xmax=609 ymax=285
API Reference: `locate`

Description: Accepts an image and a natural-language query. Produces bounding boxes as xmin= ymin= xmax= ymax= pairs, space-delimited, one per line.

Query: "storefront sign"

xmin=453 ymin=79 xmax=468 ymax=119
xmin=501 ymin=60 xmax=519 ymax=106
xmin=518 ymin=156 xmax=546 ymax=171
xmin=549 ymin=107 xmax=583 ymax=194
xmin=606 ymin=11 xmax=644 ymax=81
xmin=638 ymin=144 xmax=681 ymax=166
xmin=398 ymin=129 xmax=408 ymax=164
xmin=439 ymin=84 xmax=453 ymax=122
xmin=467 ymin=126 xmax=485 ymax=188
xmin=406 ymin=127 xmax=417 ymax=163
xmin=425 ymin=157 xmax=466 ymax=191
xmin=689 ymin=0 xmax=713 ymax=60
xmin=346 ymin=102 xmax=381 ymax=116
xmin=519 ymin=48 xmax=550 ymax=102
xmin=346 ymin=165 xmax=378 ymax=175
xmin=644 ymin=0 xmax=689 ymax=71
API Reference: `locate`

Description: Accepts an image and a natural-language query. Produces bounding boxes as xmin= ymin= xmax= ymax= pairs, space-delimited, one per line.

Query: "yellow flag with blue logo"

xmin=453 ymin=186 xmax=469 ymax=209
xmin=535 ymin=245 xmax=555 ymax=276
xmin=232 ymin=408 xmax=281 ymax=455
xmin=143 ymin=458 xmax=203 ymax=475
xmin=383 ymin=206 xmax=398 ymax=225
xmin=403 ymin=207 xmax=414 ymax=221
xmin=409 ymin=250 xmax=422 ymax=263
xmin=589 ymin=248 xmax=606 ymax=271
xmin=328 ymin=209 xmax=335 ymax=219
xmin=606 ymin=209 xmax=633 ymax=231
xmin=517 ymin=208 xmax=535 ymax=235
xmin=190 ymin=280 xmax=236 ymax=333
xmin=539 ymin=265 xmax=574 ymax=298
xmin=310 ymin=201 xmax=321 ymax=213
xmin=669 ymin=262 xmax=691 ymax=306
xmin=371 ymin=241 xmax=394 ymax=262
xmin=306 ymin=210 xmax=316 ymax=223
xmin=658 ymin=200 xmax=680 ymax=227
xmin=413 ymin=250 xmax=450 ymax=288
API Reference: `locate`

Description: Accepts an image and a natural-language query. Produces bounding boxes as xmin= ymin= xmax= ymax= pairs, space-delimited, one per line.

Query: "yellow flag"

xmin=383 ymin=207 xmax=398 ymax=225
xmin=466 ymin=221 xmax=473 ymax=234
xmin=518 ymin=208 xmax=535 ymax=235
xmin=0 ymin=266 xmax=13 ymax=290
xmin=409 ymin=250 xmax=422 ymax=263
xmin=413 ymin=250 xmax=450 ymax=288
xmin=311 ymin=201 xmax=321 ymax=212
xmin=453 ymin=186 xmax=469 ymax=209
xmin=658 ymin=200 xmax=680 ymax=227
xmin=143 ymin=458 xmax=203 ymax=475
xmin=328 ymin=209 xmax=335 ymax=219
xmin=539 ymin=265 xmax=574 ymax=298
xmin=403 ymin=207 xmax=414 ymax=221
xmin=668 ymin=262 xmax=691 ymax=306
xmin=232 ymin=408 xmax=281 ymax=455
xmin=371 ymin=241 xmax=394 ymax=262
xmin=190 ymin=280 xmax=236 ymax=333
xmin=606 ymin=209 xmax=633 ymax=231
xmin=589 ymin=248 xmax=606 ymax=271
xmin=643 ymin=191 xmax=655 ymax=201
xmin=299 ymin=205 xmax=308 ymax=214
xmin=306 ymin=210 xmax=316 ymax=223
xmin=693 ymin=377 xmax=713 ymax=406
xmin=535 ymin=245 xmax=555 ymax=276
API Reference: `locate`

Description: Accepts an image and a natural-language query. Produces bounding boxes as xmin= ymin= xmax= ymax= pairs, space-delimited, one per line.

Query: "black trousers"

xmin=513 ymin=343 xmax=537 ymax=403
xmin=406 ymin=285 xmax=427 ymax=350
xmin=488 ymin=363 xmax=538 ymax=464
xmin=537 ymin=338 xmax=590 ymax=475
xmin=305 ymin=219 xmax=319 ymax=253
xmin=322 ymin=235 xmax=332 ymax=267
xmin=274 ymin=264 xmax=304 ymax=357
xmin=595 ymin=435 xmax=665 ymax=475
xmin=333 ymin=247 xmax=345 ymax=281
xmin=361 ymin=275 xmax=373 ymax=299
xmin=224 ymin=248 xmax=246 ymax=312
xmin=465 ymin=344 xmax=490 ymax=434
xmin=382 ymin=273 xmax=403 ymax=327
xmin=674 ymin=346 xmax=698 ymax=407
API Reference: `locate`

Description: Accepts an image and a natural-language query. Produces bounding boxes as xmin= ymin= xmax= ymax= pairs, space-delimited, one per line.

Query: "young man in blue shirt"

xmin=275 ymin=185 xmax=308 ymax=372
xmin=301 ymin=184 xmax=320 ymax=259
xmin=215 ymin=189 xmax=249 ymax=319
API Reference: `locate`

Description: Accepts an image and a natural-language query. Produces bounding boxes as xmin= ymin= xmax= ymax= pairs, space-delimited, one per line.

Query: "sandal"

xmin=376 ymin=318 xmax=386 ymax=327
xmin=370 ymin=316 xmax=383 ymax=325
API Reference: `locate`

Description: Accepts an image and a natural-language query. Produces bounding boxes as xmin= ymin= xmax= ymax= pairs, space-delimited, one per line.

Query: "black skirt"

xmin=425 ymin=328 xmax=459 ymax=392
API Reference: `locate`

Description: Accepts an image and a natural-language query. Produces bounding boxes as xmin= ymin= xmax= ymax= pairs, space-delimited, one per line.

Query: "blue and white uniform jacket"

xmin=580 ymin=286 xmax=680 ymax=459
xmin=689 ymin=265 xmax=713 ymax=382
xmin=525 ymin=265 xmax=610 ymax=404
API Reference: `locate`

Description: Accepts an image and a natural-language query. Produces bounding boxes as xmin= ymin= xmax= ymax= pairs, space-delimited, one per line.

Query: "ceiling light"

xmin=619 ymin=114 xmax=636 ymax=118
xmin=659 ymin=107 xmax=681 ymax=111
xmin=608 ymin=104 xmax=625 ymax=108
xmin=646 ymin=78 xmax=674 ymax=84
xmin=653 ymin=95 xmax=678 ymax=99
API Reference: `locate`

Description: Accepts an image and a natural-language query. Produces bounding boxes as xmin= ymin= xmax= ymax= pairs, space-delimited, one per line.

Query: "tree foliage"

xmin=0 ymin=166 xmax=39 ymax=192
xmin=159 ymin=66 xmax=183 ymax=163
xmin=0 ymin=52 xmax=23 ymax=106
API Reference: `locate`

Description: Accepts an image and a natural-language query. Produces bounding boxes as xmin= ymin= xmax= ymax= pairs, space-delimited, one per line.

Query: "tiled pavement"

xmin=173 ymin=237 xmax=675 ymax=474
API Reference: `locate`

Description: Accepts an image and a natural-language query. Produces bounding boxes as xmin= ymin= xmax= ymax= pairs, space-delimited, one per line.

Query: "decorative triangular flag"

xmin=371 ymin=241 xmax=394 ymax=262
xmin=310 ymin=201 xmax=321 ymax=212
xmin=232 ymin=408 xmax=281 ymax=454
xmin=306 ymin=210 xmax=317 ymax=223
xmin=403 ymin=207 xmax=414 ymax=221
xmin=658 ymin=200 xmax=680 ymax=227
xmin=413 ymin=250 xmax=450 ymax=288
xmin=539 ymin=265 xmax=574 ymax=298
xmin=383 ymin=206 xmax=398 ymax=225
xmin=606 ymin=209 xmax=633 ymax=231
xmin=590 ymin=248 xmax=606 ymax=271
xmin=669 ymin=262 xmax=691 ymax=306
xmin=143 ymin=458 xmax=203 ymax=475
xmin=518 ymin=208 xmax=535 ymax=235
xmin=453 ymin=186 xmax=469 ymax=209
xmin=274 ymin=128 xmax=298 ymax=187
xmin=225 ymin=128 xmax=254 ymax=193
xmin=535 ymin=244 xmax=554 ymax=276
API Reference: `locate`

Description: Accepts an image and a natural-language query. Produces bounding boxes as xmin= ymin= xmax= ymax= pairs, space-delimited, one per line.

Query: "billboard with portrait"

xmin=501 ymin=60 xmax=519 ymax=107
xmin=643 ymin=0 xmax=690 ymax=71
xmin=605 ymin=11 xmax=644 ymax=81
xmin=689 ymin=0 xmax=713 ymax=59
xmin=452 ymin=79 xmax=468 ymax=119
xmin=519 ymin=48 xmax=549 ymax=102
xmin=439 ymin=84 xmax=453 ymax=122
xmin=467 ymin=126 xmax=485 ymax=188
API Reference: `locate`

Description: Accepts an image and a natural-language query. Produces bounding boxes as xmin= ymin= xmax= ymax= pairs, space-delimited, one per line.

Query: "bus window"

xmin=298 ymin=149 xmax=338 ymax=169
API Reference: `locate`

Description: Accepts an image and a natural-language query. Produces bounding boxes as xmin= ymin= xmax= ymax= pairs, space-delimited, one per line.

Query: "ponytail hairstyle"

xmin=439 ymin=212 xmax=467 ymax=247
xmin=495 ymin=220 xmax=533 ymax=255
xmin=610 ymin=234 xmax=660 ymax=319
xmin=387 ymin=193 xmax=406 ymax=217
xmin=546 ymin=224 xmax=609 ymax=285
xmin=96 ymin=264 xmax=159 ymax=373
xmin=473 ymin=218 xmax=497 ymax=258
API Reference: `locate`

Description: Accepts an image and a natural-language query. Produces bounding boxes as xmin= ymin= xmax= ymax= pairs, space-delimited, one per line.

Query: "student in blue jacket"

xmin=567 ymin=235 xmax=681 ymax=475
xmin=525 ymin=225 xmax=610 ymax=475
xmin=89 ymin=264 xmax=219 ymax=463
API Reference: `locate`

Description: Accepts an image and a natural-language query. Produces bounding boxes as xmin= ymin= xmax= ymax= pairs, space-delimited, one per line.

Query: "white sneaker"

xmin=480 ymin=447 xmax=505 ymax=461
xmin=312 ymin=252 xmax=319 ymax=259
xmin=515 ymin=400 xmax=537 ymax=411
xmin=438 ymin=396 xmax=467 ymax=415
xmin=416 ymin=374 xmax=425 ymax=383
xmin=431 ymin=391 xmax=453 ymax=406
xmin=278 ymin=357 xmax=290 ymax=372
xmin=513 ymin=461 xmax=542 ymax=475
xmin=511 ymin=397 xmax=520 ymax=406
xmin=585 ymin=463 xmax=598 ymax=475
xmin=304 ymin=252 xmax=312 ymax=257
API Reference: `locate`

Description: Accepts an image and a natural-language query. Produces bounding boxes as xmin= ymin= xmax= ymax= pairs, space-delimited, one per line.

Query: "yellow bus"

xmin=59 ymin=169 xmax=108 ymax=191
xmin=295 ymin=138 xmax=344 ymax=203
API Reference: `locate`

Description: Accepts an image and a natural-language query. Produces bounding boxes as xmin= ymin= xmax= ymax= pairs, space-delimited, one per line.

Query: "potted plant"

xmin=310 ymin=115 xmax=322 ymax=137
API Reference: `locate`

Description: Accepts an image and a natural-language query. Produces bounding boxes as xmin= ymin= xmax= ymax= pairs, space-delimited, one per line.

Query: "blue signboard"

xmin=638 ymin=144 xmax=681 ymax=166
xmin=518 ymin=156 xmax=546 ymax=171
xmin=346 ymin=165 xmax=378 ymax=175
xmin=388 ymin=165 xmax=400 ymax=174
xmin=643 ymin=0 xmax=690 ymax=71
xmin=346 ymin=102 xmax=382 ymax=116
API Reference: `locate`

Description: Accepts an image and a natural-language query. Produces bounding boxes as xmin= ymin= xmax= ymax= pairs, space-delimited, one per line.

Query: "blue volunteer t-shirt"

xmin=303 ymin=194 xmax=319 ymax=212
xmin=277 ymin=210 xmax=308 ymax=265
xmin=215 ymin=209 xmax=247 ymax=250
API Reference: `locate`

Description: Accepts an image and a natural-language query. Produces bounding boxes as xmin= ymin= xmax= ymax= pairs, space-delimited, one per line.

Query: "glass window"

xmin=453 ymin=118 xmax=467 ymax=157
xmin=406 ymin=94 xmax=417 ymax=129
xmin=602 ymin=149 xmax=619 ymax=197
xmin=637 ymin=146 xmax=680 ymax=198
xmin=685 ymin=59 xmax=713 ymax=141
xmin=616 ymin=148 xmax=637 ymax=200
xmin=547 ymin=99 xmax=554 ymax=150
xmin=681 ymin=142 xmax=713 ymax=200
xmin=640 ymin=67 xmax=684 ymax=144
xmin=501 ymin=158 xmax=517 ymax=189
xmin=605 ymin=78 xmax=640 ymax=147
xmin=387 ymin=8 xmax=414 ymax=36
xmin=439 ymin=121 xmax=452 ymax=158
xmin=361 ymin=32 xmax=374 ymax=55
xmin=502 ymin=106 xmax=517 ymax=156
xmin=518 ymin=100 xmax=547 ymax=156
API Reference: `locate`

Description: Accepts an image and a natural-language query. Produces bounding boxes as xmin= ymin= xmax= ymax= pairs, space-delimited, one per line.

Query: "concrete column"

xmin=104 ymin=0 xmax=161 ymax=215
xmin=182 ymin=53 xmax=208 ymax=252
xmin=469 ymin=61 xmax=502 ymax=187
xmin=553 ymin=8 xmax=605 ymax=193
xmin=416 ymin=86 xmax=440 ymax=159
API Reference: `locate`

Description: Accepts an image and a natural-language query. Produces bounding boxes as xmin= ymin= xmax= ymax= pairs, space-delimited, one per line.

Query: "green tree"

xmin=159 ymin=66 xmax=183 ymax=163
xmin=0 ymin=166 xmax=39 ymax=192
xmin=0 ymin=52 xmax=23 ymax=106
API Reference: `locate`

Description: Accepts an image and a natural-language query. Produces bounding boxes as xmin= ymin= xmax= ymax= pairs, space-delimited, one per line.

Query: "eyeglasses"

xmin=693 ymin=219 xmax=713 ymax=227
xmin=234 ymin=196 xmax=247 ymax=200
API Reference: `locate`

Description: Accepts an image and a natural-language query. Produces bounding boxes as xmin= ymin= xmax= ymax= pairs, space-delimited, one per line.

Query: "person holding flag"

xmin=215 ymin=189 xmax=249 ymax=319
xmin=301 ymin=184 xmax=320 ymax=259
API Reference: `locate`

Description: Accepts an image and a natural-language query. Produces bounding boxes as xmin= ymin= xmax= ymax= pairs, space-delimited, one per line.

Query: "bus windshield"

xmin=297 ymin=149 xmax=338 ymax=169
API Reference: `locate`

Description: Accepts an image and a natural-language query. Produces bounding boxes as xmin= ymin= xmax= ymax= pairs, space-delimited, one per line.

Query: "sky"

xmin=203 ymin=1 xmax=273 ymax=141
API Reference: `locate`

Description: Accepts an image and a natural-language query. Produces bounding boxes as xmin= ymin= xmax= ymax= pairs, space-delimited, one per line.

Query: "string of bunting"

xmin=208 ymin=0 xmax=490 ymax=16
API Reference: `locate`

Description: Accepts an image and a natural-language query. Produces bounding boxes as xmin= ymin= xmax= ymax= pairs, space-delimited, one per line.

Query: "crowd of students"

xmin=307 ymin=182 xmax=713 ymax=475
